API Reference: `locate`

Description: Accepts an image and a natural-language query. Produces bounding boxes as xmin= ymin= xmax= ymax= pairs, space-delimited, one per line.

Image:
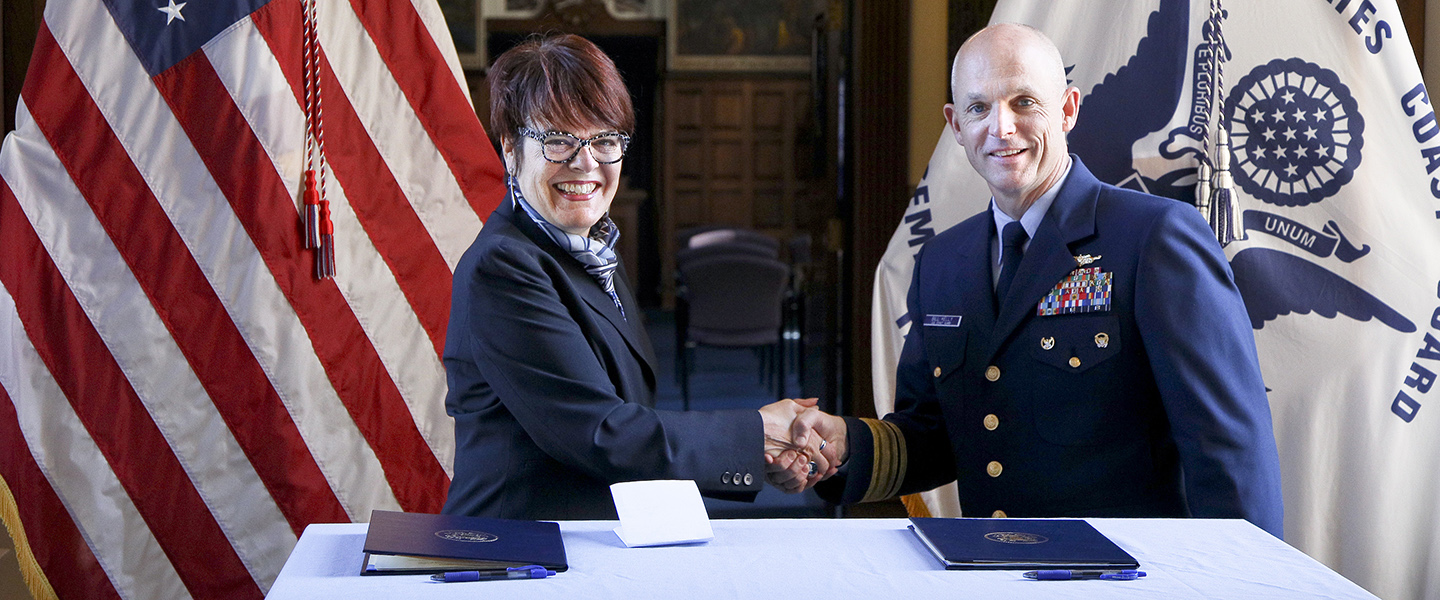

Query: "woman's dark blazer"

xmin=441 ymin=197 xmax=766 ymax=520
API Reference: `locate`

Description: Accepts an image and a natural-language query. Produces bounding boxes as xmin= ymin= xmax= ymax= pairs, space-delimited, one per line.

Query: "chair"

xmin=674 ymin=244 xmax=777 ymax=376
xmin=676 ymin=240 xmax=777 ymax=268
xmin=686 ymin=228 xmax=781 ymax=255
xmin=673 ymin=228 xmax=781 ymax=393
xmin=675 ymin=251 xmax=791 ymax=409
xmin=676 ymin=224 xmax=731 ymax=249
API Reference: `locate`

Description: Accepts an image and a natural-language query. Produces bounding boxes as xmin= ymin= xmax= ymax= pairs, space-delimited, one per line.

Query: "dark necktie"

xmin=995 ymin=221 xmax=1028 ymax=304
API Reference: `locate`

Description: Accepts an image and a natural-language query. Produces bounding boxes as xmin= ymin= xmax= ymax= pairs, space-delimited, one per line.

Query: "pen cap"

xmin=1100 ymin=570 xmax=1146 ymax=580
xmin=510 ymin=565 xmax=556 ymax=578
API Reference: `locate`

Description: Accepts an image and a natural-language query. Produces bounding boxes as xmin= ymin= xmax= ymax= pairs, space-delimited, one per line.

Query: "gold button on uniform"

xmin=983 ymin=414 xmax=999 ymax=431
xmin=934 ymin=366 xmax=942 ymax=378
xmin=1068 ymin=356 xmax=1081 ymax=368
xmin=991 ymin=510 xmax=1007 ymax=518
xmin=986 ymin=461 xmax=1003 ymax=477
xmin=985 ymin=365 xmax=1001 ymax=381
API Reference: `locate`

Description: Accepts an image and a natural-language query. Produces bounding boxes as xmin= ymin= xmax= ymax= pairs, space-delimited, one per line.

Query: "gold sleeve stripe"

xmin=859 ymin=418 xmax=907 ymax=503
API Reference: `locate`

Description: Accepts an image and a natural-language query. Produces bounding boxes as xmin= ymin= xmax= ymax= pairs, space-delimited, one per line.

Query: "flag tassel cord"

xmin=301 ymin=0 xmax=334 ymax=279
xmin=1210 ymin=128 xmax=1241 ymax=243
xmin=0 ymin=473 xmax=60 ymax=600
xmin=1201 ymin=0 xmax=1245 ymax=246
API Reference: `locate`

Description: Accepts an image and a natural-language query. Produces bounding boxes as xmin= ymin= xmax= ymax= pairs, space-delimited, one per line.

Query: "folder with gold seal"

xmin=360 ymin=510 xmax=568 ymax=575
xmin=908 ymin=517 xmax=1139 ymax=570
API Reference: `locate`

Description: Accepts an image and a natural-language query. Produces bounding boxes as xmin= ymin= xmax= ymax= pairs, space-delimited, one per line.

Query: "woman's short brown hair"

xmin=489 ymin=34 xmax=635 ymax=149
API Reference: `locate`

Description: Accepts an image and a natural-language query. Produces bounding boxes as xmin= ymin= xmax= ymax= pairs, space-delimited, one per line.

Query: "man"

xmin=779 ymin=23 xmax=1284 ymax=537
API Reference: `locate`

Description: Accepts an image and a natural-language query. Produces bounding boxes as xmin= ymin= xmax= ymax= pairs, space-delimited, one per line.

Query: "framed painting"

xmin=440 ymin=0 xmax=665 ymax=68
xmin=668 ymin=0 xmax=812 ymax=72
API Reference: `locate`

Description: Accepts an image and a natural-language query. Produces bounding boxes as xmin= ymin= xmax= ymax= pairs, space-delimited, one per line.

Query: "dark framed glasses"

xmin=519 ymin=126 xmax=630 ymax=164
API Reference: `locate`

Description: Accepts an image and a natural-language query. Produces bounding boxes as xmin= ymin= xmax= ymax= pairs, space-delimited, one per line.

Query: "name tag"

xmin=923 ymin=314 xmax=963 ymax=327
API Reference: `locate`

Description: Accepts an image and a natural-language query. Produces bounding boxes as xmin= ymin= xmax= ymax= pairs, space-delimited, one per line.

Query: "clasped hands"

xmin=757 ymin=398 xmax=847 ymax=494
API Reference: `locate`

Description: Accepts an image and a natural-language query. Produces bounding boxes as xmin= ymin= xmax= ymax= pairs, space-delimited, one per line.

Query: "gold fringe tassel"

xmin=901 ymin=494 xmax=932 ymax=518
xmin=0 ymin=472 xmax=59 ymax=600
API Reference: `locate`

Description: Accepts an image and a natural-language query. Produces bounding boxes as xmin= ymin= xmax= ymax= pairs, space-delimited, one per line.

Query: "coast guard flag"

xmin=0 ymin=0 xmax=504 ymax=596
xmin=874 ymin=1 xmax=1440 ymax=598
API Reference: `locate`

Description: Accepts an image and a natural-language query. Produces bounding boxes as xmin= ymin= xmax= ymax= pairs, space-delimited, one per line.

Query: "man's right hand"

xmin=766 ymin=407 xmax=848 ymax=493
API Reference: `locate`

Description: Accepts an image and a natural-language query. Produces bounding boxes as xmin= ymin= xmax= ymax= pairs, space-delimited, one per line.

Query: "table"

xmin=265 ymin=518 xmax=1377 ymax=599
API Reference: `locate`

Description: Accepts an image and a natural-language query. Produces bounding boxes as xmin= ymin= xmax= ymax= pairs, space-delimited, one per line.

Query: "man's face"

xmin=944 ymin=34 xmax=1079 ymax=219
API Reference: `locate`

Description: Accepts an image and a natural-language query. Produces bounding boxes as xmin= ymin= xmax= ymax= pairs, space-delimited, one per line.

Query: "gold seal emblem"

xmin=1095 ymin=332 xmax=1110 ymax=348
xmin=984 ymin=531 xmax=1049 ymax=544
xmin=1040 ymin=336 xmax=1055 ymax=350
xmin=435 ymin=529 xmax=499 ymax=543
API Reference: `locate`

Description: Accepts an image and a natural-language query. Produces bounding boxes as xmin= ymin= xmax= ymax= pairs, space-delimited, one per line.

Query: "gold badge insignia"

xmin=1040 ymin=336 xmax=1055 ymax=350
xmin=984 ymin=531 xmax=1049 ymax=544
xmin=1074 ymin=254 xmax=1102 ymax=266
xmin=436 ymin=529 xmax=499 ymax=543
xmin=1095 ymin=332 xmax=1110 ymax=348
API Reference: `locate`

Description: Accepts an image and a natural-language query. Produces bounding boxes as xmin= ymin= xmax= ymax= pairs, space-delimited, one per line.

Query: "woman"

xmin=442 ymin=34 xmax=825 ymax=520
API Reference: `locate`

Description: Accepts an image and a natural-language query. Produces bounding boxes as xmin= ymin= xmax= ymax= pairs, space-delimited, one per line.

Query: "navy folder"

xmin=360 ymin=510 xmax=568 ymax=575
xmin=908 ymin=517 xmax=1139 ymax=570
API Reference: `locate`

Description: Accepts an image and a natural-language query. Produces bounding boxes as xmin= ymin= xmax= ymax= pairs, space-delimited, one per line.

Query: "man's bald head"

xmin=951 ymin=23 xmax=1069 ymax=103
xmin=942 ymin=23 xmax=1081 ymax=217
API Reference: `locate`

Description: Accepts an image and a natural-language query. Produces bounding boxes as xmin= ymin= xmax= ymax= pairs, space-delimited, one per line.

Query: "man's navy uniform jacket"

xmin=819 ymin=158 xmax=1284 ymax=538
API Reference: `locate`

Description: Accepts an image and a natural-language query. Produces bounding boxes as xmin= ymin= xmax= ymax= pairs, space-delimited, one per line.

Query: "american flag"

xmin=0 ymin=0 xmax=504 ymax=596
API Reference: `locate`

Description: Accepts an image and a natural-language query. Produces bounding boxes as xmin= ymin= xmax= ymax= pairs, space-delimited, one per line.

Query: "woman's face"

xmin=504 ymin=122 xmax=624 ymax=236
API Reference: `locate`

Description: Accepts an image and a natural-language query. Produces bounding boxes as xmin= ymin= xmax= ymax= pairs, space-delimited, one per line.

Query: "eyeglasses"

xmin=518 ymin=127 xmax=630 ymax=164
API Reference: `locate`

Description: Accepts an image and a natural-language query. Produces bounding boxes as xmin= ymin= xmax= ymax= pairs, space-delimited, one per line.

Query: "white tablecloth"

xmin=265 ymin=518 xmax=1377 ymax=599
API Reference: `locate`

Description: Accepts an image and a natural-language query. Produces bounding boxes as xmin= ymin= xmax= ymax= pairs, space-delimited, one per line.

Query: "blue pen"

xmin=430 ymin=565 xmax=556 ymax=582
xmin=1023 ymin=569 xmax=1147 ymax=581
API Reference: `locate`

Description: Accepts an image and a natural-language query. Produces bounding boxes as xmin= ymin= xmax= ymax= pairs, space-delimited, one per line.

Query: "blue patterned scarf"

xmin=510 ymin=177 xmax=625 ymax=319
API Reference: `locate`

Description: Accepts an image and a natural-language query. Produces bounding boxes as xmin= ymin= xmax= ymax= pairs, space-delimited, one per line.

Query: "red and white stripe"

xmin=0 ymin=0 xmax=503 ymax=596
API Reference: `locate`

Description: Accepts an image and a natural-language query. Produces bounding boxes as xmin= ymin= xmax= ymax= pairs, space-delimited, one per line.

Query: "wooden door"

xmin=661 ymin=76 xmax=815 ymax=304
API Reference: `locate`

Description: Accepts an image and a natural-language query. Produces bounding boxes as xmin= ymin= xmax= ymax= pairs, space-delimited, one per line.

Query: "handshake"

xmin=758 ymin=398 xmax=847 ymax=494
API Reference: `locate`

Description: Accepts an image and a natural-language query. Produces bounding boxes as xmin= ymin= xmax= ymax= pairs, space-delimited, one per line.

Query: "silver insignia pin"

xmin=1074 ymin=254 xmax=1102 ymax=266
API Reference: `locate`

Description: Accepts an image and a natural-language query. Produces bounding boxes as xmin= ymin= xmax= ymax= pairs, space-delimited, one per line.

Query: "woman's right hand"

xmin=759 ymin=399 xmax=840 ymax=493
